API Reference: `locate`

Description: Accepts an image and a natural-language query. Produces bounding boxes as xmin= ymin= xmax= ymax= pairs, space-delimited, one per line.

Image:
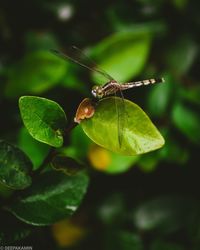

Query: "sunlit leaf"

xmin=19 ymin=96 xmax=67 ymax=147
xmin=0 ymin=140 xmax=32 ymax=190
xmin=81 ymin=97 xmax=165 ymax=156
xmin=8 ymin=171 xmax=89 ymax=226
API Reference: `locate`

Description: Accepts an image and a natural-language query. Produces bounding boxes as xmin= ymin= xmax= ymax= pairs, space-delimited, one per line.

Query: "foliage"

xmin=0 ymin=0 xmax=200 ymax=249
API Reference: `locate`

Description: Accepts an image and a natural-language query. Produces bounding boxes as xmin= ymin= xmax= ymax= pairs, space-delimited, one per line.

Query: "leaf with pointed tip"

xmin=19 ymin=96 xmax=67 ymax=147
xmin=81 ymin=97 xmax=165 ymax=156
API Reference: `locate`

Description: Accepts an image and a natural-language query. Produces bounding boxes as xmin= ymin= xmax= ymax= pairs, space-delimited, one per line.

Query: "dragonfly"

xmin=51 ymin=46 xmax=164 ymax=145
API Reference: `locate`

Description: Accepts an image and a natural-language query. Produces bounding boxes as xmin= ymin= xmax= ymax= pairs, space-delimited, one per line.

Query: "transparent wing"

xmin=50 ymin=46 xmax=115 ymax=83
xmin=115 ymin=89 xmax=127 ymax=148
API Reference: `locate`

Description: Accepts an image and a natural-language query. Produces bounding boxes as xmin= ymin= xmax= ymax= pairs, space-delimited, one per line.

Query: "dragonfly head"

xmin=91 ymin=85 xmax=104 ymax=98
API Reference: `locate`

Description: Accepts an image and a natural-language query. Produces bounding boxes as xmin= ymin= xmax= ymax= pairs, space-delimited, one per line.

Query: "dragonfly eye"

xmin=91 ymin=86 xmax=103 ymax=98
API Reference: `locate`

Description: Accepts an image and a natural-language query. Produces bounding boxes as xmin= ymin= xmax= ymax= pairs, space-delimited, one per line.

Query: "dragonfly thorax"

xmin=91 ymin=85 xmax=104 ymax=98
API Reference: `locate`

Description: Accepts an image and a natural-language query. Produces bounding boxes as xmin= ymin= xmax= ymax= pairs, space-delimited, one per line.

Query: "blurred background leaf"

xmin=5 ymin=51 xmax=68 ymax=98
xmin=18 ymin=127 xmax=50 ymax=170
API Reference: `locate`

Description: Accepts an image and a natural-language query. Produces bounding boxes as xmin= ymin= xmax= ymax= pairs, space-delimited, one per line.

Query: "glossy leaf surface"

xmin=8 ymin=171 xmax=89 ymax=226
xmin=81 ymin=97 xmax=165 ymax=156
xmin=19 ymin=96 xmax=67 ymax=147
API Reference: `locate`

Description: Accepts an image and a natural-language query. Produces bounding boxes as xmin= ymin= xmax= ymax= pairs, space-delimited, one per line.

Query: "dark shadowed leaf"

xmin=0 ymin=212 xmax=32 ymax=244
xmin=19 ymin=96 xmax=67 ymax=147
xmin=8 ymin=171 xmax=89 ymax=226
xmin=0 ymin=140 xmax=32 ymax=190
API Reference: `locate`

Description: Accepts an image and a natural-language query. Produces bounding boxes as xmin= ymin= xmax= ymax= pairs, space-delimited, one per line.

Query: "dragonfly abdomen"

xmin=120 ymin=78 xmax=164 ymax=90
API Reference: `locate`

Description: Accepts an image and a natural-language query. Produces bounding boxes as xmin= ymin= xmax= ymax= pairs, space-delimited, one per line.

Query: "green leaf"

xmin=18 ymin=127 xmax=50 ymax=170
xmin=0 ymin=140 xmax=32 ymax=190
xmin=8 ymin=171 xmax=89 ymax=226
xmin=69 ymin=125 xmax=92 ymax=159
xmin=172 ymin=102 xmax=200 ymax=144
xmin=165 ymin=36 xmax=197 ymax=75
xmin=19 ymin=96 xmax=67 ymax=147
xmin=5 ymin=50 xmax=67 ymax=97
xmin=89 ymin=30 xmax=152 ymax=82
xmin=147 ymin=74 xmax=173 ymax=118
xmin=81 ymin=97 xmax=165 ymax=156
xmin=0 ymin=182 xmax=14 ymax=198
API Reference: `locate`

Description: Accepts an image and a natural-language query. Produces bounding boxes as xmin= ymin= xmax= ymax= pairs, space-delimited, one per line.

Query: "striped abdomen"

xmin=119 ymin=78 xmax=164 ymax=91
xmin=93 ymin=78 xmax=164 ymax=98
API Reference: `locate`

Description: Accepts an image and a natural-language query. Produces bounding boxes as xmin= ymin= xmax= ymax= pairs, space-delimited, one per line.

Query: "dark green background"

xmin=0 ymin=0 xmax=200 ymax=249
